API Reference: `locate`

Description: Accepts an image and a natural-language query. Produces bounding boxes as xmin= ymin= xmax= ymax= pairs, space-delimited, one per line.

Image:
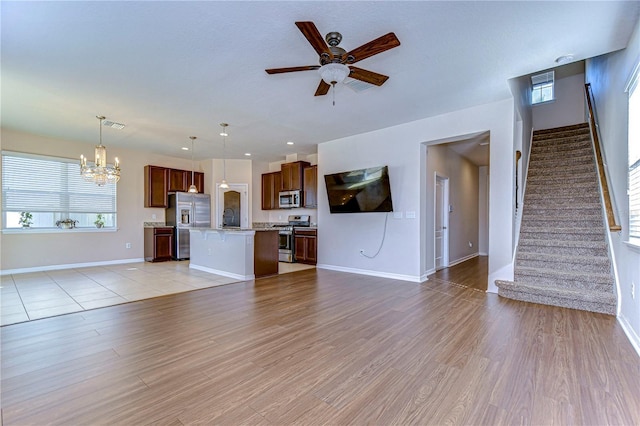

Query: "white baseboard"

xmin=0 ymin=258 xmax=145 ymax=276
xmin=447 ymin=252 xmax=479 ymax=267
xmin=316 ymin=264 xmax=422 ymax=283
xmin=618 ymin=313 xmax=640 ymax=358
xmin=189 ymin=264 xmax=254 ymax=281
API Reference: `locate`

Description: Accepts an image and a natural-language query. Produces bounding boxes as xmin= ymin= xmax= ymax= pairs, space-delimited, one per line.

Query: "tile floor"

xmin=1 ymin=261 xmax=315 ymax=326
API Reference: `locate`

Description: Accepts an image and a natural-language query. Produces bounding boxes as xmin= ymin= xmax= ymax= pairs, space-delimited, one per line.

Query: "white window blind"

xmin=531 ymin=70 xmax=554 ymax=104
xmin=628 ymin=64 xmax=640 ymax=239
xmin=2 ymin=151 xmax=116 ymax=227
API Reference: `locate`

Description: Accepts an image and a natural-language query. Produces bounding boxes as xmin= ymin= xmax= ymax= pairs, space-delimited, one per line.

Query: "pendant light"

xmin=80 ymin=115 xmax=121 ymax=186
xmin=220 ymin=123 xmax=229 ymax=189
xmin=188 ymin=136 xmax=198 ymax=193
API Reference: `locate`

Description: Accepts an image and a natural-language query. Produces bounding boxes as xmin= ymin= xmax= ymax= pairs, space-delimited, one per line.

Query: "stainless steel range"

xmin=275 ymin=215 xmax=310 ymax=262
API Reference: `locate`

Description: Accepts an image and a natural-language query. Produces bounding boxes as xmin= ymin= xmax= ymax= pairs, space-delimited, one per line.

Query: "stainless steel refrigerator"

xmin=166 ymin=192 xmax=211 ymax=260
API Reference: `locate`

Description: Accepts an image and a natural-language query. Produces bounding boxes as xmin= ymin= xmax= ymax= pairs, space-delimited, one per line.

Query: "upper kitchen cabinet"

xmin=144 ymin=165 xmax=169 ymax=207
xmin=168 ymin=169 xmax=188 ymax=192
xmin=303 ymin=165 xmax=317 ymax=208
xmin=145 ymin=166 xmax=205 ymax=208
xmin=280 ymin=161 xmax=310 ymax=191
xmin=261 ymin=171 xmax=281 ymax=210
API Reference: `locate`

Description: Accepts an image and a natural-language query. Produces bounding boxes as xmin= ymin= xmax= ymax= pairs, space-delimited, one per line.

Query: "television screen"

xmin=324 ymin=166 xmax=393 ymax=213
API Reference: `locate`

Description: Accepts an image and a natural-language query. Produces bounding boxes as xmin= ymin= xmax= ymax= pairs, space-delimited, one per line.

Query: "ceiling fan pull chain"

xmin=332 ymin=82 xmax=336 ymax=106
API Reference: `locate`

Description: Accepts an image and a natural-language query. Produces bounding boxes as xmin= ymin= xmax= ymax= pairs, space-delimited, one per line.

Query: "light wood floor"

xmin=2 ymin=268 xmax=639 ymax=425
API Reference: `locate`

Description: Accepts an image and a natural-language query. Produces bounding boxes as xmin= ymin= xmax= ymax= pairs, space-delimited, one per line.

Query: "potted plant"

xmin=94 ymin=214 xmax=105 ymax=228
xmin=56 ymin=218 xmax=78 ymax=229
xmin=19 ymin=212 xmax=33 ymax=228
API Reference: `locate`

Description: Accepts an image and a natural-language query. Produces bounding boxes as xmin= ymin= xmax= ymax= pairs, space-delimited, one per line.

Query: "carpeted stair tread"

xmin=516 ymin=252 xmax=611 ymax=273
xmin=495 ymin=280 xmax=616 ymax=315
xmin=497 ymin=122 xmax=616 ymax=315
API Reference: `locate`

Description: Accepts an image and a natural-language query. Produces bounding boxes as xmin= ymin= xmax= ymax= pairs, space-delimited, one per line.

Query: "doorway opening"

xmin=216 ymin=183 xmax=249 ymax=229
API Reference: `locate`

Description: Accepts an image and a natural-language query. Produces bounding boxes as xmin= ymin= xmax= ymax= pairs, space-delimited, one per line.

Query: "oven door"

xmin=278 ymin=230 xmax=293 ymax=262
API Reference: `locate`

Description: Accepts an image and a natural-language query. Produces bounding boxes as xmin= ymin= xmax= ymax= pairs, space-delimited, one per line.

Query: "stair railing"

xmin=584 ymin=83 xmax=622 ymax=232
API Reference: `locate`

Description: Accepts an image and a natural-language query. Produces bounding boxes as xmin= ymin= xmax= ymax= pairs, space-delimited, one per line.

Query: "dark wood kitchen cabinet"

xmin=261 ymin=171 xmax=282 ymax=210
xmin=294 ymin=228 xmax=317 ymax=265
xmin=303 ymin=165 xmax=317 ymax=208
xmin=145 ymin=166 xmax=205 ymax=208
xmin=144 ymin=227 xmax=174 ymax=262
xmin=144 ymin=165 xmax=169 ymax=208
xmin=168 ymin=169 xmax=188 ymax=192
xmin=281 ymin=161 xmax=310 ymax=191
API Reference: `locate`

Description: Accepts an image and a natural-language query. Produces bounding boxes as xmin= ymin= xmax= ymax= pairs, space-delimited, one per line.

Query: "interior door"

xmin=435 ymin=174 xmax=450 ymax=271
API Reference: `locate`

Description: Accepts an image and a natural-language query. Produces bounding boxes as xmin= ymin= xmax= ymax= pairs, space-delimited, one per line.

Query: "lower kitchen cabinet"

xmin=294 ymin=229 xmax=317 ymax=265
xmin=144 ymin=227 xmax=174 ymax=262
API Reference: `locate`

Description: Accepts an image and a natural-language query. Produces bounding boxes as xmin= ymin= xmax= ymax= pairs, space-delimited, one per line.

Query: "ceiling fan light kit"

xmin=265 ymin=21 xmax=400 ymax=103
xmin=319 ymin=63 xmax=350 ymax=85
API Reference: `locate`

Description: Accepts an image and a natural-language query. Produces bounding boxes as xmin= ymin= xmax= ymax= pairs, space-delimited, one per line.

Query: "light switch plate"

xmin=393 ymin=212 xmax=403 ymax=219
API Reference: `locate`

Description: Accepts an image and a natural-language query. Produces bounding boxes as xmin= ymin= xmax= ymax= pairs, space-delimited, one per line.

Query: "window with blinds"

xmin=531 ymin=71 xmax=554 ymax=104
xmin=2 ymin=151 xmax=117 ymax=229
xmin=628 ymin=64 xmax=640 ymax=241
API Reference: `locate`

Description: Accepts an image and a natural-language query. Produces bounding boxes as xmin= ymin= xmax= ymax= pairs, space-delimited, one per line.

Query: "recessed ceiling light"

xmin=287 ymin=141 xmax=294 ymax=145
xmin=182 ymin=147 xmax=189 ymax=151
xmin=244 ymin=153 xmax=251 ymax=156
xmin=555 ymin=54 xmax=574 ymax=64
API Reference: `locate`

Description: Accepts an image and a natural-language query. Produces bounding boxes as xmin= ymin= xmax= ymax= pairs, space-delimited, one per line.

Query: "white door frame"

xmin=434 ymin=173 xmax=450 ymax=271
xmin=215 ymin=183 xmax=249 ymax=229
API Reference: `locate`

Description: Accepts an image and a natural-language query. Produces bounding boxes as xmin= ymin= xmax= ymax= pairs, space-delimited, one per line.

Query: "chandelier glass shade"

xmin=80 ymin=116 xmax=120 ymax=186
xmin=318 ymin=63 xmax=350 ymax=85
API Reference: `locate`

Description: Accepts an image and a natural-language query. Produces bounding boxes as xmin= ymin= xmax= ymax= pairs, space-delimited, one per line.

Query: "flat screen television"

xmin=324 ymin=165 xmax=393 ymax=213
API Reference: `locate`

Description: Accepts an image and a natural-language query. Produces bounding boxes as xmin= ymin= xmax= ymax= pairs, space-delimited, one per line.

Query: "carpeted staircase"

xmin=496 ymin=123 xmax=617 ymax=315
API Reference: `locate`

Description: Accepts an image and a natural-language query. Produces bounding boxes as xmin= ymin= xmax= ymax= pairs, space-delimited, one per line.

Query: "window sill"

xmin=623 ymin=239 xmax=640 ymax=253
xmin=532 ymin=99 xmax=556 ymax=106
xmin=2 ymin=227 xmax=118 ymax=235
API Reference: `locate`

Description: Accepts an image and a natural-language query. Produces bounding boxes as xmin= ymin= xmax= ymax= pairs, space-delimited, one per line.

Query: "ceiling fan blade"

xmin=348 ymin=67 xmax=389 ymax=86
xmin=314 ymin=80 xmax=331 ymax=96
xmin=295 ymin=21 xmax=333 ymax=60
xmin=345 ymin=32 xmax=400 ymax=64
xmin=265 ymin=65 xmax=320 ymax=75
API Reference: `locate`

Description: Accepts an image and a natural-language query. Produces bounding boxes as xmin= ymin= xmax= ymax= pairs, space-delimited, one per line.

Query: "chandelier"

xmin=220 ymin=123 xmax=229 ymax=189
xmin=80 ymin=116 xmax=120 ymax=186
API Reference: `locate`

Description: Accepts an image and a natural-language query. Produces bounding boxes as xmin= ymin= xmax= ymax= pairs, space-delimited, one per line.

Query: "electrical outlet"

xmin=469 ymin=241 xmax=473 ymax=248
xmin=125 ymin=243 xmax=131 ymax=249
xmin=207 ymin=248 xmax=212 ymax=256
xmin=152 ymin=214 xmax=157 ymax=220
xmin=632 ymin=282 xmax=636 ymax=300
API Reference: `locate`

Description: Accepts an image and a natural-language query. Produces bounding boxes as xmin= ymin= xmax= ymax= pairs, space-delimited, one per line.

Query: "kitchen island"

xmin=189 ymin=228 xmax=279 ymax=280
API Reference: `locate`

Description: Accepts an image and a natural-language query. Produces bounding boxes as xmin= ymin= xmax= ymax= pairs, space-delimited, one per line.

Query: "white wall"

xmin=0 ymin=128 xmax=216 ymax=272
xmin=479 ymin=166 xmax=490 ymax=255
xmin=426 ymin=144 xmax=480 ymax=266
xmin=532 ymin=72 xmax=587 ymax=130
xmin=586 ymin=18 xmax=640 ymax=355
xmin=317 ymin=99 xmax=515 ymax=289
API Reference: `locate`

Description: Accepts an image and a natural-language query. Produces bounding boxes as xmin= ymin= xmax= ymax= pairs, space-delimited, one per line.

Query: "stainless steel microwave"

xmin=279 ymin=190 xmax=301 ymax=209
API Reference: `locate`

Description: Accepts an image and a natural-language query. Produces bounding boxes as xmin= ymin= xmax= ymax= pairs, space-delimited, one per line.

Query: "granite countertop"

xmin=144 ymin=222 xmax=170 ymax=228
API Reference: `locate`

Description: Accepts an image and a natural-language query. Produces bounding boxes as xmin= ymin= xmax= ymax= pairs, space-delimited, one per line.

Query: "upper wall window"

xmin=531 ymin=71 xmax=555 ymax=104
xmin=1 ymin=151 xmax=117 ymax=230
xmin=627 ymin=63 xmax=640 ymax=241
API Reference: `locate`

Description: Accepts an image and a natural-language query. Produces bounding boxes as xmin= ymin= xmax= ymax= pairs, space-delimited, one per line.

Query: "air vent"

xmin=343 ymin=78 xmax=375 ymax=93
xmin=103 ymin=120 xmax=125 ymax=130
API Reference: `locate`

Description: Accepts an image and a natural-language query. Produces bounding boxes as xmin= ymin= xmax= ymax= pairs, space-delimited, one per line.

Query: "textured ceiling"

xmin=2 ymin=1 xmax=638 ymax=163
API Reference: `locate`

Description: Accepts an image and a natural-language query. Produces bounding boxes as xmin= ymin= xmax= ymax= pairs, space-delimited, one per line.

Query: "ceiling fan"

xmin=265 ymin=21 xmax=400 ymax=97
